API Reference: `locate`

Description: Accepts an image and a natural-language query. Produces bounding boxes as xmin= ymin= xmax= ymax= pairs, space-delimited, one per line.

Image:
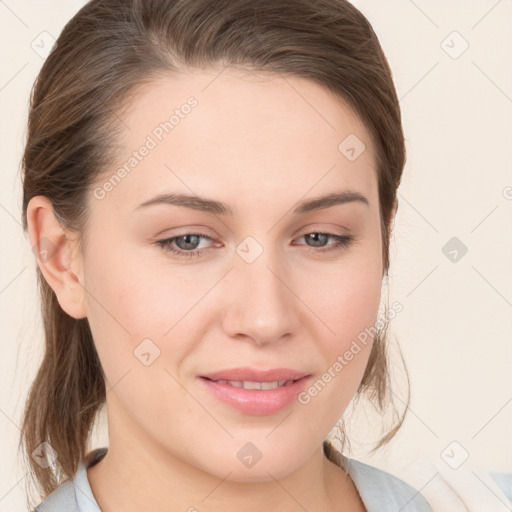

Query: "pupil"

xmin=307 ymin=233 xmax=327 ymax=247
xmin=177 ymin=234 xmax=199 ymax=250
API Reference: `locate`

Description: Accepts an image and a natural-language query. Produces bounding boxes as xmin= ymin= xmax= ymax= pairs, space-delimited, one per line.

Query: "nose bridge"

xmin=222 ymin=241 xmax=295 ymax=344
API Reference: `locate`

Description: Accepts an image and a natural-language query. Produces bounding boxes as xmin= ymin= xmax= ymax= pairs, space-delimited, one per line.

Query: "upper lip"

xmin=200 ymin=367 xmax=311 ymax=382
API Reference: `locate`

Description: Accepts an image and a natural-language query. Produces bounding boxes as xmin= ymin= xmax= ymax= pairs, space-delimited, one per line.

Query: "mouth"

xmin=199 ymin=367 xmax=310 ymax=383
xmin=200 ymin=377 xmax=302 ymax=389
xmin=198 ymin=374 xmax=312 ymax=416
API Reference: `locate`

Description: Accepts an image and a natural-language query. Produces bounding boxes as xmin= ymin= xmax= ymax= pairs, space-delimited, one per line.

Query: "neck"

xmin=87 ymin=437 xmax=359 ymax=512
xmin=86 ymin=397 xmax=363 ymax=512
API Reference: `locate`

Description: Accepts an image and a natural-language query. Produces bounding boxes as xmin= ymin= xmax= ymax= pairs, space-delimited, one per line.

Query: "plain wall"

xmin=1 ymin=0 xmax=510 ymax=509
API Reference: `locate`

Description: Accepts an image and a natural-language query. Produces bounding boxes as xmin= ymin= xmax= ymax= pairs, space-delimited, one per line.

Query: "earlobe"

xmin=26 ymin=195 xmax=87 ymax=319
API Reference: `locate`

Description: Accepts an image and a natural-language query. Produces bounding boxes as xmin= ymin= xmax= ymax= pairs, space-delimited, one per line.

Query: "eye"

xmin=155 ymin=231 xmax=354 ymax=259
xmin=296 ymin=232 xmax=354 ymax=253
xmin=156 ymin=233 xmax=216 ymax=259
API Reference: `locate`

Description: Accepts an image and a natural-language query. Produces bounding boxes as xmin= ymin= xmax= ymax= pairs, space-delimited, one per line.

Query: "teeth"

xmin=215 ymin=380 xmax=293 ymax=389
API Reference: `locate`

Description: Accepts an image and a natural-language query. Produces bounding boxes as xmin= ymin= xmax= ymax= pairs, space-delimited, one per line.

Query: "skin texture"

xmin=27 ymin=67 xmax=389 ymax=511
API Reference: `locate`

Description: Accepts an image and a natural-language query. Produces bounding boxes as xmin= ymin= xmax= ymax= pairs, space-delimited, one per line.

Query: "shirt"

xmin=34 ymin=447 xmax=511 ymax=512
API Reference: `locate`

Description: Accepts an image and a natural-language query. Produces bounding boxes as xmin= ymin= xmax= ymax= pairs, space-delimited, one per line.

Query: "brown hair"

xmin=19 ymin=0 xmax=409 ymax=505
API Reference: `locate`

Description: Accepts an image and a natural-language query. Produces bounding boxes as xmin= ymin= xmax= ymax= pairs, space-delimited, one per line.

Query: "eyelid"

xmin=151 ymin=224 xmax=219 ymax=240
xmin=294 ymin=222 xmax=351 ymax=236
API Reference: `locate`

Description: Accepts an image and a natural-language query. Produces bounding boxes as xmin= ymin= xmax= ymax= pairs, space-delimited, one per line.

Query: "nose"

xmin=221 ymin=248 xmax=297 ymax=346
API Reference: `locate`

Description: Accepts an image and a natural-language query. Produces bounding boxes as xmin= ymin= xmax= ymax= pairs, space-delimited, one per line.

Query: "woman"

xmin=19 ymin=1 xmax=510 ymax=511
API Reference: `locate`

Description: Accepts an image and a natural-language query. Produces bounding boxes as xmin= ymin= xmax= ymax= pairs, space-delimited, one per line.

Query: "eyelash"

xmin=155 ymin=232 xmax=354 ymax=259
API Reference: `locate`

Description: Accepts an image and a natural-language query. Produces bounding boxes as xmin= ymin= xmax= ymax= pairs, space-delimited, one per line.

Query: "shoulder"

xmin=33 ymin=479 xmax=78 ymax=512
xmin=345 ymin=454 xmax=512 ymax=512
xmin=33 ymin=448 xmax=106 ymax=512
xmin=488 ymin=470 xmax=512 ymax=503
xmin=343 ymin=456 xmax=434 ymax=511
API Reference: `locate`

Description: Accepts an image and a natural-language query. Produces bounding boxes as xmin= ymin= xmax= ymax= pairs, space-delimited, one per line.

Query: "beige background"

xmin=1 ymin=0 xmax=511 ymax=509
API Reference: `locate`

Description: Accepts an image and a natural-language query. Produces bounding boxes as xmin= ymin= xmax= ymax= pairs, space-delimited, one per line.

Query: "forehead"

xmin=94 ymin=67 xmax=378 ymax=215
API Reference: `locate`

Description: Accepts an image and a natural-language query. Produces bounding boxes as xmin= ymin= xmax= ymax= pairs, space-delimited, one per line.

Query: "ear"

xmin=26 ymin=195 xmax=87 ymax=319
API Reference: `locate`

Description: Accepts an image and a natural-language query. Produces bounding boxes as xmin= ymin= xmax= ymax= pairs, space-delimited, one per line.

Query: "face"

xmin=81 ymin=67 xmax=384 ymax=481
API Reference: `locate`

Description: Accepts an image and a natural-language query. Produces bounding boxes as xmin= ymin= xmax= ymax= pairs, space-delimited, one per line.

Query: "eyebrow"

xmin=133 ymin=190 xmax=369 ymax=216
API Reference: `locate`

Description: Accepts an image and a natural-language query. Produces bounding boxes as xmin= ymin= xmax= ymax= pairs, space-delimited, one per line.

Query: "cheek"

xmin=84 ymin=238 xmax=193 ymax=334
xmin=82 ymin=240 xmax=193 ymax=385
xmin=300 ymin=256 xmax=382 ymax=402
xmin=82 ymin=247 xmax=197 ymax=430
xmin=306 ymin=254 xmax=383 ymax=342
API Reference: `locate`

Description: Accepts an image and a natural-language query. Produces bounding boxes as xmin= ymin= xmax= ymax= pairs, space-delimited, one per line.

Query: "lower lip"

xmin=198 ymin=376 xmax=312 ymax=416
